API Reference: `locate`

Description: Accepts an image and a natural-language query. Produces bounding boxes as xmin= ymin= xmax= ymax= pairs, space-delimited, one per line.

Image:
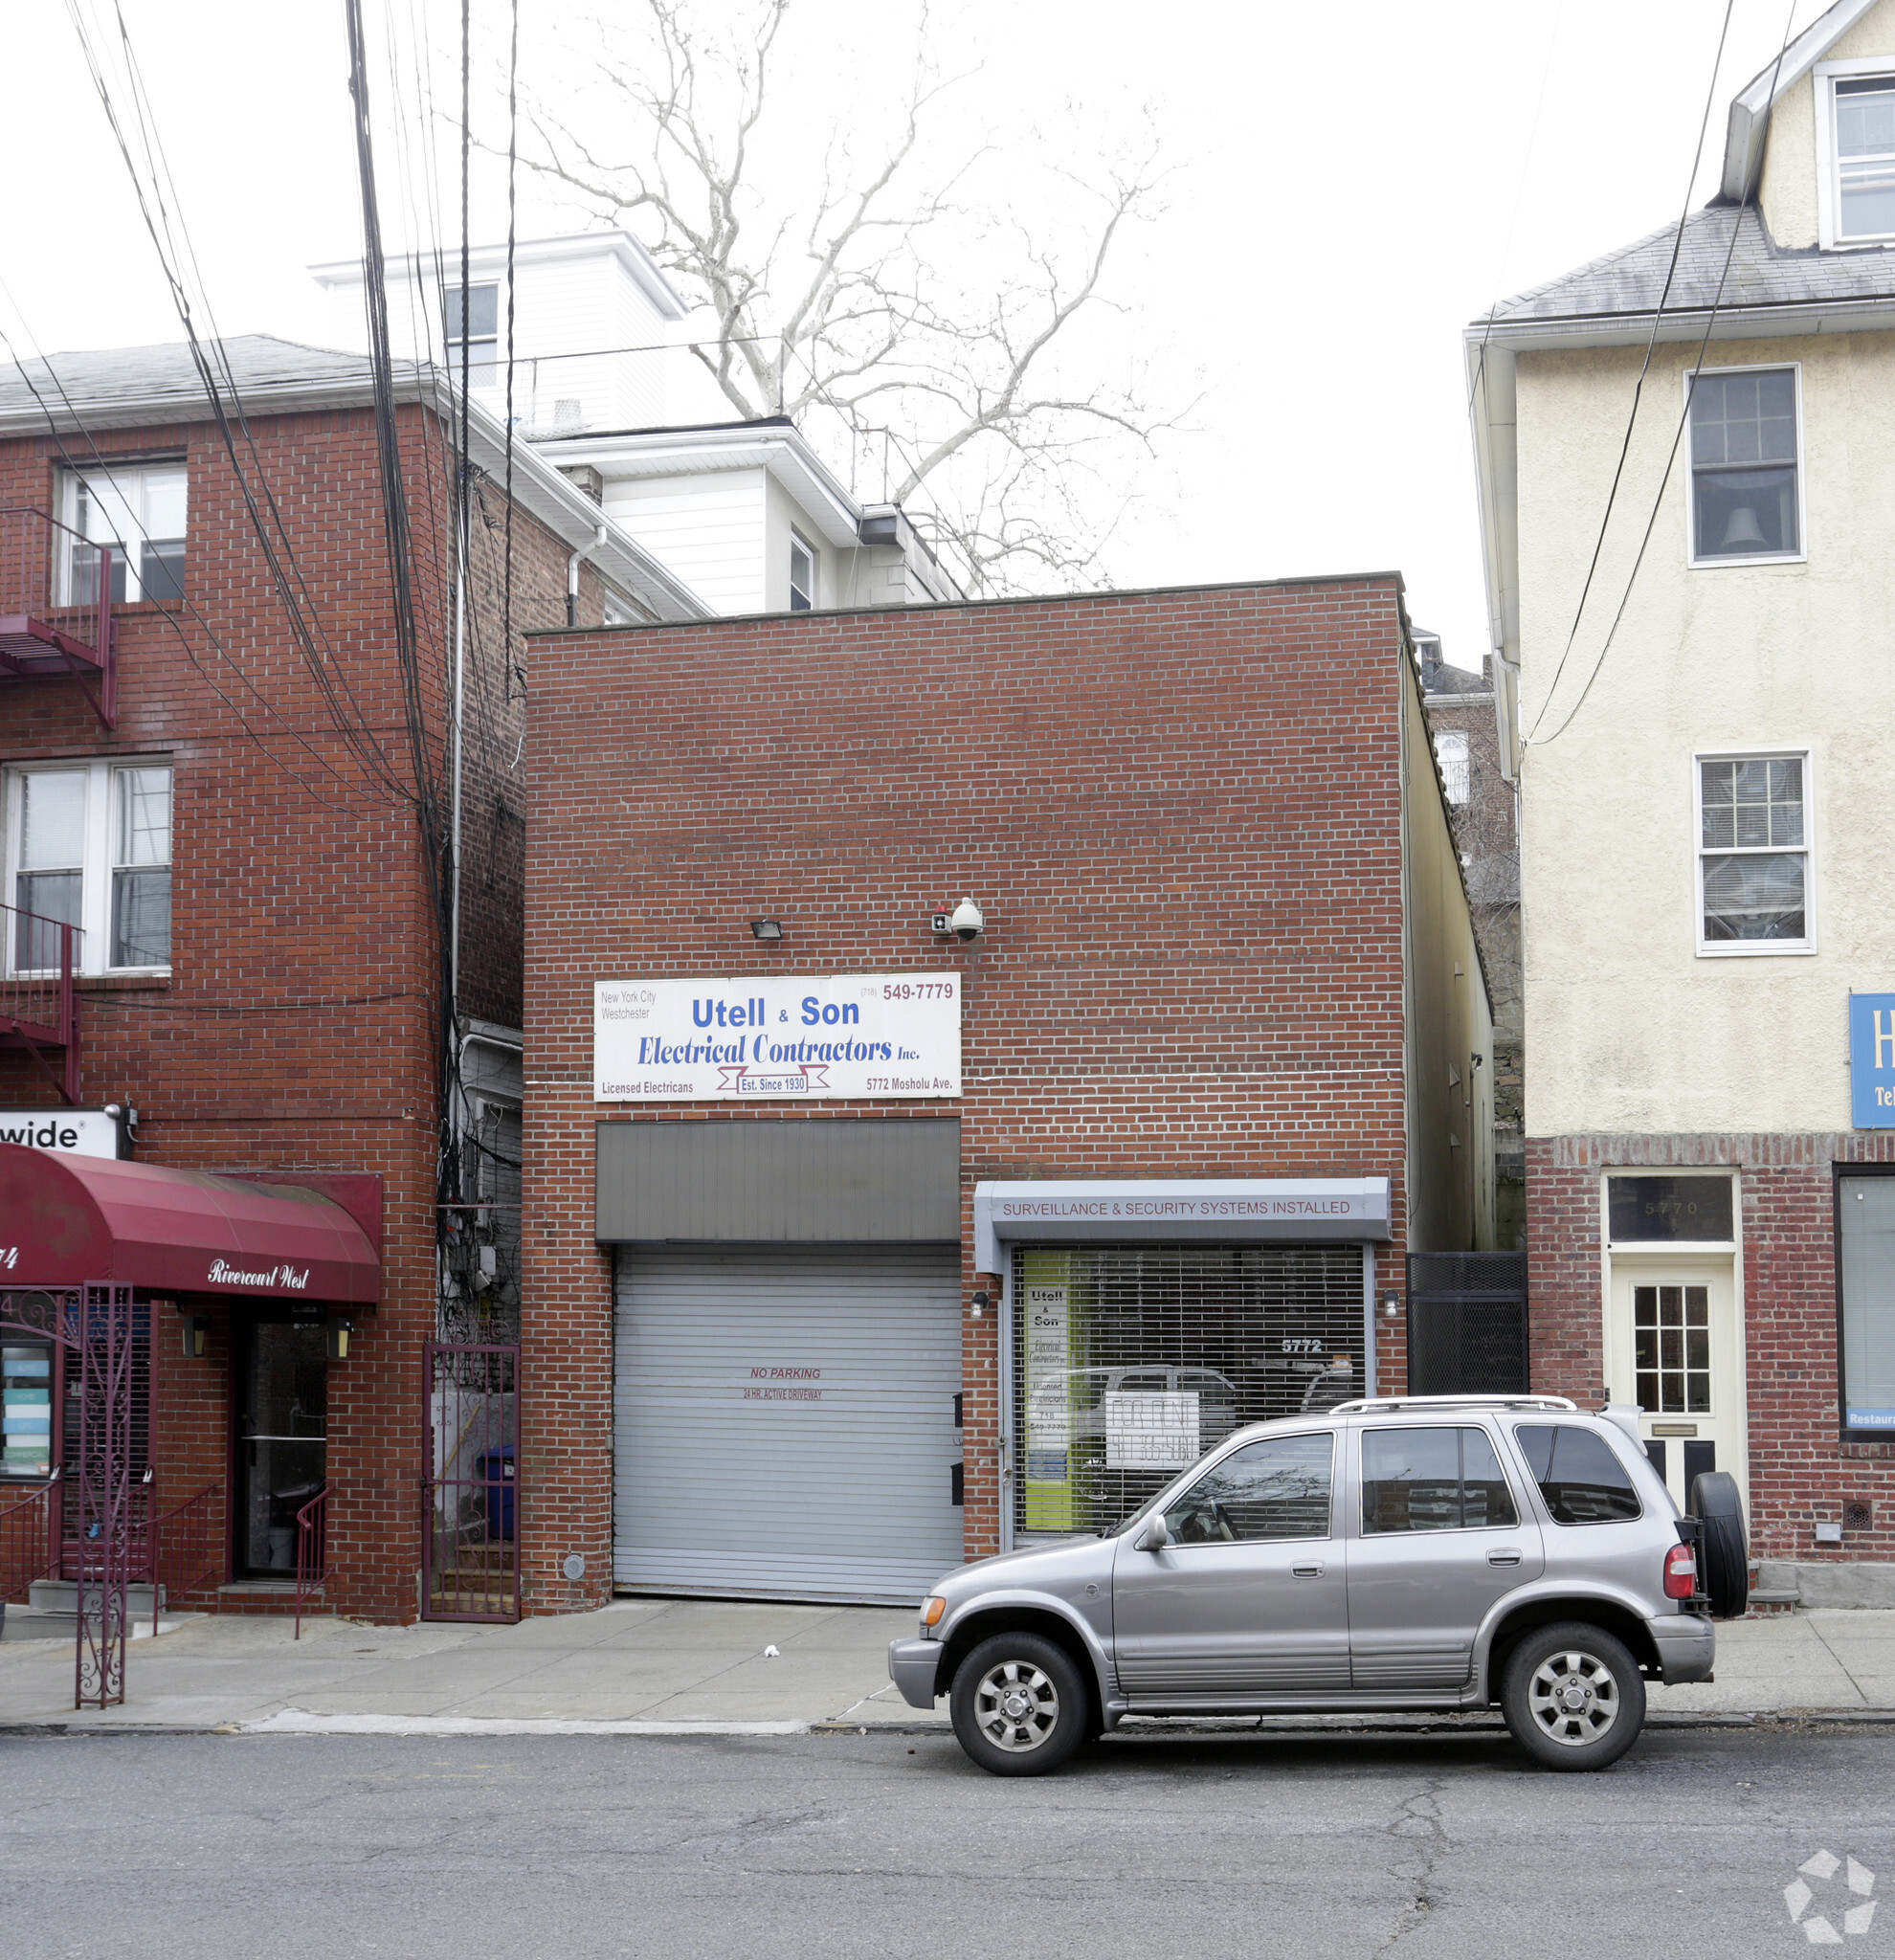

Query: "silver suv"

xmin=889 ymin=1394 xmax=1746 ymax=1775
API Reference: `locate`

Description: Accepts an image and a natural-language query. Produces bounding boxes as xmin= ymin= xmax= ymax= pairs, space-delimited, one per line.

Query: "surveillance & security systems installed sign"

xmin=594 ymin=974 xmax=961 ymax=1102
xmin=1851 ymin=993 xmax=1895 ymax=1129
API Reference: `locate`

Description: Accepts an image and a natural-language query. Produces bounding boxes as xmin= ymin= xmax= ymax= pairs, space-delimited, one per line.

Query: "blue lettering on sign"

xmin=801 ymin=997 xmax=860 ymax=1026
xmin=1850 ymin=994 xmax=1895 ymax=1130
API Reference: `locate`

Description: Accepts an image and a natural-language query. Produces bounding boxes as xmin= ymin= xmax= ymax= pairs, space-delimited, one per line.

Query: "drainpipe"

xmin=568 ymin=524 xmax=609 ymax=627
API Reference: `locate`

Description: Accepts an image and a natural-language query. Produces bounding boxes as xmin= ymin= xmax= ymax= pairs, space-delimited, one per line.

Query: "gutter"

xmin=568 ymin=524 xmax=609 ymax=627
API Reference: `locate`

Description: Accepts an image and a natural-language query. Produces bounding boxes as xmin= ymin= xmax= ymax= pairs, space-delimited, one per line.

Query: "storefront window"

xmin=1013 ymin=1243 xmax=1366 ymax=1541
xmin=1839 ymin=1174 xmax=1895 ymax=1435
xmin=2 ymin=1339 xmax=55 ymax=1479
xmin=1607 ymin=1174 xmax=1734 ymax=1243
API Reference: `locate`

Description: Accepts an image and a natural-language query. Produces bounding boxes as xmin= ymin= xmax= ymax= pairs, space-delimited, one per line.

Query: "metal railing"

xmin=293 ymin=1483 xmax=331 ymax=1638
xmin=142 ymin=1484 xmax=217 ymax=1635
xmin=0 ymin=1478 xmax=56 ymax=1605
xmin=0 ymin=902 xmax=82 ymax=1104
xmin=0 ymin=508 xmax=115 ymax=727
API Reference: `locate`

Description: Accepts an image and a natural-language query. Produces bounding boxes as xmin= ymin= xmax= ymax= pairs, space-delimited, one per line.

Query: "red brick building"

xmin=518 ymin=577 xmax=1494 ymax=1611
xmin=0 ymin=335 xmax=699 ymax=1625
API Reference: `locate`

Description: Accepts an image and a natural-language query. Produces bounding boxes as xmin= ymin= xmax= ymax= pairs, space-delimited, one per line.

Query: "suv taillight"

xmin=1663 ymin=1543 xmax=1698 ymax=1600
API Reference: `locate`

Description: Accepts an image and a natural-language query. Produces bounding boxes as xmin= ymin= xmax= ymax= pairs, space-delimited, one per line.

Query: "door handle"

xmin=1487 ymin=1549 xmax=1522 ymax=1567
xmin=1291 ymin=1562 xmax=1325 ymax=1578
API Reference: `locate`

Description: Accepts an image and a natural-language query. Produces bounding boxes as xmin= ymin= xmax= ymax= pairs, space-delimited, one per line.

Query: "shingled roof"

xmin=1475 ymin=207 xmax=1895 ymax=331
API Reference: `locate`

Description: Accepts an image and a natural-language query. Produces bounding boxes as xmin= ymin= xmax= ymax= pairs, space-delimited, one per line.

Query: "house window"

xmin=1840 ymin=1173 xmax=1895 ymax=1435
xmin=1834 ymin=76 xmax=1895 ymax=242
xmin=1687 ymin=367 xmax=1800 ymax=563
xmin=444 ymin=283 xmax=499 ymax=387
xmin=1695 ymin=752 xmax=1811 ymax=952
xmin=789 ymin=532 xmax=814 ymax=612
xmin=58 ymin=463 xmax=187 ymax=605
xmin=4 ymin=760 xmax=172 ymax=974
xmin=1434 ymin=728 xmax=1469 ymax=805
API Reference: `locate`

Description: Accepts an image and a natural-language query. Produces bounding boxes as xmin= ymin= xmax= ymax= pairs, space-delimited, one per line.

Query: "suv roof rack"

xmin=1328 ymin=1394 xmax=1580 ymax=1414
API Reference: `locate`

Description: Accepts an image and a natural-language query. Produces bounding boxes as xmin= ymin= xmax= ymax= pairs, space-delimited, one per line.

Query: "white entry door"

xmin=1607 ymin=1260 xmax=1745 ymax=1514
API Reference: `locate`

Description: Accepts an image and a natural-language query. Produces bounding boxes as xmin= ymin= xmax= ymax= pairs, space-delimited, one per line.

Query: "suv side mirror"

xmin=1134 ymin=1514 xmax=1170 ymax=1553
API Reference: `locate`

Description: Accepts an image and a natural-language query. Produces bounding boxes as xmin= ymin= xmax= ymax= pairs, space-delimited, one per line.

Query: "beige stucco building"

xmin=1468 ymin=0 xmax=1895 ymax=1595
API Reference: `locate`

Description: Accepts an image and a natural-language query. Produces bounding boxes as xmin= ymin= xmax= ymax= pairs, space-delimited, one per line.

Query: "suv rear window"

xmin=1514 ymin=1424 xmax=1642 ymax=1525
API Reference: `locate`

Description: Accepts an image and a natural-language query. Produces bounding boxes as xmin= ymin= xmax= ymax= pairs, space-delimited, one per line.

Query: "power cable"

xmin=1528 ymin=0 xmax=1803 ymax=750
xmin=1521 ymin=0 xmax=1737 ymax=745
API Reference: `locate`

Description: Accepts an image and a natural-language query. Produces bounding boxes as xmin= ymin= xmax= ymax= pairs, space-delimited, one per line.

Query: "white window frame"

xmin=1691 ymin=746 xmax=1816 ymax=959
xmin=2 ymin=758 xmax=174 ymax=977
xmin=443 ymin=280 xmax=501 ymax=390
xmin=1815 ymin=57 xmax=1895 ymax=251
xmin=1434 ymin=728 xmax=1470 ymax=806
xmin=1683 ymin=361 xmax=1806 ymax=569
xmin=789 ymin=530 xmax=815 ymax=612
xmin=56 ymin=461 xmax=189 ymax=606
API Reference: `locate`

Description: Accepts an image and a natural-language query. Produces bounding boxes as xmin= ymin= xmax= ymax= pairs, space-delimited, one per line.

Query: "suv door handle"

xmin=1487 ymin=1549 xmax=1522 ymax=1567
xmin=1291 ymin=1562 xmax=1325 ymax=1578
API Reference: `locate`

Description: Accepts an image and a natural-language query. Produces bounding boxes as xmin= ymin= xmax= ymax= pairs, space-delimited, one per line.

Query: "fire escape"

xmin=0 ymin=507 xmax=114 ymax=1105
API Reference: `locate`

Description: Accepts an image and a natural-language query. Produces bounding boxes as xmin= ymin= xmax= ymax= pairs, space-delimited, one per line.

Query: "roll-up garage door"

xmin=614 ymin=1244 xmax=964 ymax=1604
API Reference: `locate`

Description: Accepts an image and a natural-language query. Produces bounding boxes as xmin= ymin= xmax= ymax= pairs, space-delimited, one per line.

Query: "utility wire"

xmin=1528 ymin=0 xmax=1803 ymax=750
xmin=1522 ymin=0 xmax=1737 ymax=745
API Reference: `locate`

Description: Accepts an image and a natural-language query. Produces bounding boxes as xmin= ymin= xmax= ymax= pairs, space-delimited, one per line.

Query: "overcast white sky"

xmin=2 ymin=0 xmax=1836 ymax=666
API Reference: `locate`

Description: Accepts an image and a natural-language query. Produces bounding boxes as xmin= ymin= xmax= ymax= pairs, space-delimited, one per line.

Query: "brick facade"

xmin=0 ymin=393 xmax=586 ymax=1621
xmin=1528 ymin=1131 xmax=1895 ymax=1565
xmin=519 ymin=578 xmax=1452 ymax=1612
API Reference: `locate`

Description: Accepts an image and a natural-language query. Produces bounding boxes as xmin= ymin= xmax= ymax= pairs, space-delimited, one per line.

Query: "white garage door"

xmin=613 ymin=1244 xmax=965 ymax=1604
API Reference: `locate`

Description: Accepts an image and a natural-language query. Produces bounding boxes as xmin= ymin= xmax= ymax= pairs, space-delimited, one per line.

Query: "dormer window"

xmin=1817 ymin=64 xmax=1895 ymax=249
xmin=1835 ymin=77 xmax=1895 ymax=240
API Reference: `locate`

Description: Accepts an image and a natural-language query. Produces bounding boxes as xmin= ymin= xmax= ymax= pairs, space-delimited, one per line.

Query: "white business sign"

xmin=594 ymin=974 xmax=961 ymax=1102
xmin=1105 ymin=1392 xmax=1200 ymax=1471
xmin=0 ymin=1109 xmax=123 ymax=1158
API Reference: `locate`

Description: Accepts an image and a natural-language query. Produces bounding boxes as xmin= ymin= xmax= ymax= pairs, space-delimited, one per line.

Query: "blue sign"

xmin=1850 ymin=994 xmax=1895 ymax=1129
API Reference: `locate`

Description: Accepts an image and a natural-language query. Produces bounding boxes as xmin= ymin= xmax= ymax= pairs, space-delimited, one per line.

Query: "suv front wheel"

xmin=1500 ymin=1622 xmax=1646 ymax=1771
xmin=949 ymin=1632 xmax=1089 ymax=1777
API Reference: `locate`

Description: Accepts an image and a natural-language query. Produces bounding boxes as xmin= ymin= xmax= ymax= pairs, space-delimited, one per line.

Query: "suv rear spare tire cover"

xmin=1690 ymin=1470 xmax=1749 ymax=1619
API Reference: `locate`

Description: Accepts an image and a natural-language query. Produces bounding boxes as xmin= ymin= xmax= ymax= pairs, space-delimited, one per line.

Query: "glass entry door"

xmin=235 ymin=1320 xmax=326 ymax=1577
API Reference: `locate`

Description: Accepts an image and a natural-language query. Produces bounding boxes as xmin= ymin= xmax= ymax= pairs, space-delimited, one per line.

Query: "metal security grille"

xmin=1011 ymin=1243 xmax=1368 ymax=1542
xmin=1406 ymin=1252 xmax=1528 ymax=1396
xmin=423 ymin=1343 xmax=520 ymax=1622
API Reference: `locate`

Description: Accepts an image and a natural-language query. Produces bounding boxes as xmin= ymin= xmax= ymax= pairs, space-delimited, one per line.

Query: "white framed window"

xmin=1434 ymin=728 xmax=1469 ymax=805
xmin=3 ymin=760 xmax=172 ymax=975
xmin=1693 ymin=748 xmax=1814 ymax=956
xmin=444 ymin=282 xmax=499 ymax=388
xmin=1816 ymin=59 xmax=1895 ymax=249
xmin=56 ymin=462 xmax=187 ymax=605
xmin=1685 ymin=364 xmax=1803 ymax=567
xmin=788 ymin=532 xmax=815 ymax=612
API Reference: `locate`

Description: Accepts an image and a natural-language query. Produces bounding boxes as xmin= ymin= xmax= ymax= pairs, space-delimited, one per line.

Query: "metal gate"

xmin=422 ymin=1342 xmax=519 ymax=1622
xmin=1405 ymin=1252 xmax=1529 ymax=1395
xmin=1011 ymin=1243 xmax=1370 ymax=1542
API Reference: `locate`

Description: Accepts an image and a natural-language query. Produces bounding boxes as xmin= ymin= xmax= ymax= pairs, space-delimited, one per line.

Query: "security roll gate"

xmin=613 ymin=1245 xmax=963 ymax=1604
xmin=1012 ymin=1242 xmax=1370 ymax=1542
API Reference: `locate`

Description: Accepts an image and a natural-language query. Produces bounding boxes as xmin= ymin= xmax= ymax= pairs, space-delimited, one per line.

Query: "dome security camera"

xmin=949 ymin=896 xmax=984 ymax=943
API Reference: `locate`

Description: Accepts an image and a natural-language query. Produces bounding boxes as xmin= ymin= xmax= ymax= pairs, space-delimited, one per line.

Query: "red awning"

xmin=0 ymin=1145 xmax=381 ymax=1303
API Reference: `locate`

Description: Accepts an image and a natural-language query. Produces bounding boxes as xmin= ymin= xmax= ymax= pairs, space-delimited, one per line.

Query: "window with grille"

xmin=1012 ymin=1242 xmax=1366 ymax=1541
xmin=1633 ymin=1282 xmax=1709 ymax=1415
xmin=1832 ymin=74 xmax=1895 ymax=243
xmin=444 ymin=283 xmax=499 ymax=388
xmin=1696 ymin=752 xmax=1811 ymax=951
xmin=1687 ymin=367 xmax=1799 ymax=563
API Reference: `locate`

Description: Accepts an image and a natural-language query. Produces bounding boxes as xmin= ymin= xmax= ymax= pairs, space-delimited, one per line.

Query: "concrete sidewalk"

xmin=3 ymin=1599 xmax=1895 ymax=1735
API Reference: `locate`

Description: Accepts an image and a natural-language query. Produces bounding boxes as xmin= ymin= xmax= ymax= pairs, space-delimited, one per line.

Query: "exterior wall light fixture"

xmin=181 ymin=1315 xmax=210 ymax=1360
xmin=328 ymin=1318 xmax=355 ymax=1361
xmin=750 ymin=919 xmax=784 ymax=942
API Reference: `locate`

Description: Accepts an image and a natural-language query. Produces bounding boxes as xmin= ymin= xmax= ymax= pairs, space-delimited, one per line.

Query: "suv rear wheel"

xmin=1500 ymin=1621 xmax=1646 ymax=1771
xmin=949 ymin=1632 xmax=1089 ymax=1777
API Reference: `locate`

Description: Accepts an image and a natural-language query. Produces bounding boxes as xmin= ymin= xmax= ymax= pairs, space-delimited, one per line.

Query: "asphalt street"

xmin=4 ymin=1725 xmax=1893 ymax=1958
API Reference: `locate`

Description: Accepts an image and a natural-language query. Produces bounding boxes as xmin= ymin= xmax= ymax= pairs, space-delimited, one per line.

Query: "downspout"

xmin=567 ymin=524 xmax=608 ymax=628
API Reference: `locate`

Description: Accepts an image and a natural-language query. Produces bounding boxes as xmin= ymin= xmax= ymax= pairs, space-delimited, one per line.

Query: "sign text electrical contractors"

xmin=594 ymin=974 xmax=961 ymax=1102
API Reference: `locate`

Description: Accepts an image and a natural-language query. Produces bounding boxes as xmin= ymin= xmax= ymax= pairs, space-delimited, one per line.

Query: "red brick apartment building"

xmin=0 ymin=335 xmax=699 ymax=1626
xmin=518 ymin=578 xmax=1496 ymax=1612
